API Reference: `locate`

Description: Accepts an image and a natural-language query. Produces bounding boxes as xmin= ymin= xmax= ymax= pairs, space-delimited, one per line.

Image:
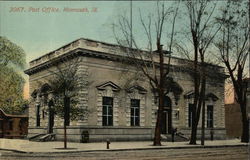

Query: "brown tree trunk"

xmin=190 ymin=123 xmax=198 ymax=144
xmin=189 ymin=43 xmax=199 ymax=145
xmin=153 ymin=43 xmax=164 ymax=146
xmin=240 ymin=102 xmax=249 ymax=143
xmin=64 ymin=124 xmax=67 ymax=149
xmin=63 ymin=96 xmax=70 ymax=149
xmin=226 ymin=61 xmax=248 ymax=143
xmin=153 ymin=89 xmax=164 ymax=146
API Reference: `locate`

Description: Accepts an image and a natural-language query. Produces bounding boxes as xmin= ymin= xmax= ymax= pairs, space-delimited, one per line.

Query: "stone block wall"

xmin=53 ymin=126 xmax=153 ymax=142
xmin=179 ymin=128 xmax=226 ymax=140
xmin=26 ymin=38 xmax=227 ymax=142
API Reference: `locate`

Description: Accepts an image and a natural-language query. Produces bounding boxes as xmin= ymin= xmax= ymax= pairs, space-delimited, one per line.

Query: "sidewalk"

xmin=0 ymin=138 xmax=248 ymax=153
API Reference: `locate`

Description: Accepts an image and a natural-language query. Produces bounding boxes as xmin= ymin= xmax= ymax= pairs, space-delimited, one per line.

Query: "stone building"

xmin=24 ymin=38 xmax=227 ymax=142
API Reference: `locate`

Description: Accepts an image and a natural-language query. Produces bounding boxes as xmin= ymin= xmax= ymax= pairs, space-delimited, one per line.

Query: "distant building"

xmin=224 ymin=78 xmax=250 ymax=138
xmin=24 ymin=38 xmax=227 ymax=142
xmin=245 ymin=78 xmax=250 ymax=116
xmin=246 ymin=78 xmax=250 ymax=141
xmin=0 ymin=109 xmax=28 ymax=138
xmin=225 ymin=103 xmax=242 ymax=138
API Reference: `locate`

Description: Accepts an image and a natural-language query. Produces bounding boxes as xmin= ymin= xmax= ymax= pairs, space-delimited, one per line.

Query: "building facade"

xmin=25 ymin=38 xmax=227 ymax=142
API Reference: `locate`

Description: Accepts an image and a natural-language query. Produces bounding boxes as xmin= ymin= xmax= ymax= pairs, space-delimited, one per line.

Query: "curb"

xmin=0 ymin=148 xmax=27 ymax=153
xmin=0 ymin=144 xmax=248 ymax=154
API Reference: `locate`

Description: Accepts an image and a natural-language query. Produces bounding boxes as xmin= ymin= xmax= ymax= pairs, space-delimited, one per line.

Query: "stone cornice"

xmin=24 ymin=47 xmax=187 ymax=75
xmin=24 ymin=38 xmax=227 ymax=79
xmin=25 ymin=47 xmax=228 ymax=81
xmin=24 ymin=48 xmax=81 ymax=75
xmin=28 ymin=38 xmax=225 ymax=69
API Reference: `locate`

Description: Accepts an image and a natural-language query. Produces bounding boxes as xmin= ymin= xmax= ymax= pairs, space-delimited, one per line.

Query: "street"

xmin=0 ymin=146 xmax=248 ymax=160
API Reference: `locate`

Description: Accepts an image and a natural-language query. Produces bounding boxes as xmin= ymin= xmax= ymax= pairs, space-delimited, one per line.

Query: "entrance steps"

xmin=29 ymin=134 xmax=46 ymax=141
xmin=29 ymin=133 xmax=56 ymax=142
xmin=176 ymin=132 xmax=190 ymax=141
xmin=161 ymin=132 xmax=189 ymax=142
xmin=160 ymin=134 xmax=168 ymax=142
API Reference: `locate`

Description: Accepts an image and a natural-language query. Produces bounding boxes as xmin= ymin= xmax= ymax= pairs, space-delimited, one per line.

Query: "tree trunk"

xmin=240 ymin=102 xmax=249 ymax=143
xmin=153 ymin=43 xmax=164 ymax=146
xmin=65 ymin=97 xmax=70 ymax=126
xmin=190 ymin=123 xmax=197 ymax=144
xmin=153 ymin=89 xmax=164 ymax=146
xmin=189 ymin=45 xmax=199 ymax=145
xmin=63 ymin=96 xmax=70 ymax=149
xmin=64 ymin=123 xmax=67 ymax=149
xmin=241 ymin=116 xmax=249 ymax=143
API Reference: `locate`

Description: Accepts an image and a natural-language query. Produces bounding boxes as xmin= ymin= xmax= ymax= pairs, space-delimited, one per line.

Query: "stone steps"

xmin=161 ymin=133 xmax=189 ymax=142
xmin=29 ymin=133 xmax=56 ymax=142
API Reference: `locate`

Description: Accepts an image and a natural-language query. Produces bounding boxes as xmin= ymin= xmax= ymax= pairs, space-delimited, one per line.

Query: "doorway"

xmin=161 ymin=96 xmax=172 ymax=134
xmin=48 ymin=100 xmax=54 ymax=133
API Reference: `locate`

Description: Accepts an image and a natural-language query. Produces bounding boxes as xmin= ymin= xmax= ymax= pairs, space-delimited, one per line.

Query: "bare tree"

xmin=113 ymin=1 xmax=181 ymax=146
xmin=215 ymin=0 xmax=249 ymax=143
xmin=182 ymin=0 xmax=221 ymax=145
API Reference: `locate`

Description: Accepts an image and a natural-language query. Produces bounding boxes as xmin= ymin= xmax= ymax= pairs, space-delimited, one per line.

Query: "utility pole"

xmin=201 ymin=61 xmax=206 ymax=146
xmin=201 ymin=100 xmax=205 ymax=145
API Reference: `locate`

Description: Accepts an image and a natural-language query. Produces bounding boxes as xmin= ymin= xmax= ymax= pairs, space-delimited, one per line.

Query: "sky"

xmin=0 ymin=1 xmax=165 ymax=99
xmin=0 ymin=1 xmax=129 ymax=63
xmin=1 ymin=1 xmax=173 ymax=63
xmin=0 ymin=1 xmax=246 ymax=103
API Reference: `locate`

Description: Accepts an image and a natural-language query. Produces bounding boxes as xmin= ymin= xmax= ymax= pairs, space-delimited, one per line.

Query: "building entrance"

xmin=161 ymin=96 xmax=172 ymax=134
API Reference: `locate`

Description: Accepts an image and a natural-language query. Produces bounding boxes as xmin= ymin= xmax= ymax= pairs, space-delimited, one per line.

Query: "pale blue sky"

xmin=0 ymin=1 xmax=128 ymax=63
xmin=1 ymin=1 xmax=249 ymax=99
xmin=1 ymin=1 xmax=248 ymax=76
xmin=1 ymin=0 xmax=180 ymax=87
xmin=0 ymin=1 xmax=165 ymax=64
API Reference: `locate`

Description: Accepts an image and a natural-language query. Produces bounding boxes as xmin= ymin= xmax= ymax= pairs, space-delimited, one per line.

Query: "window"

xmin=131 ymin=99 xmax=140 ymax=126
xmin=207 ymin=105 xmax=213 ymax=128
xmin=36 ymin=105 xmax=40 ymax=127
xmin=188 ymin=104 xmax=194 ymax=127
xmin=102 ymin=97 xmax=113 ymax=126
